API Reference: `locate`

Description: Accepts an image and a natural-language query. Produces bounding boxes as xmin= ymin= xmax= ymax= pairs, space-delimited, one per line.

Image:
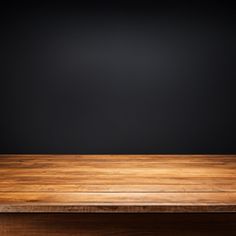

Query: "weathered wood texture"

xmin=0 ymin=213 xmax=236 ymax=236
xmin=0 ymin=154 xmax=236 ymax=212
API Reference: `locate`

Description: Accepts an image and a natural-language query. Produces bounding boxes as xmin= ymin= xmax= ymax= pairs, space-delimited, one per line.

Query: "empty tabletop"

xmin=0 ymin=154 xmax=236 ymax=212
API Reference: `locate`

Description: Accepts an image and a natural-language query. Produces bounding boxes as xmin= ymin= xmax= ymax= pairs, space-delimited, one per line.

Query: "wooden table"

xmin=0 ymin=154 xmax=236 ymax=235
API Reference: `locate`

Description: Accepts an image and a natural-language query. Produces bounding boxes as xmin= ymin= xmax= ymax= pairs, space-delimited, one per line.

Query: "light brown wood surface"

xmin=0 ymin=154 xmax=236 ymax=212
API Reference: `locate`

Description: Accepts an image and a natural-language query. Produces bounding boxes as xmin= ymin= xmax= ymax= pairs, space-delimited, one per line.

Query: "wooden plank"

xmin=0 ymin=184 xmax=236 ymax=192
xmin=1 ymin=177 xmax=236 ymax=185
xmin=1 ymin=154 xmax=235 ymax=162
xmin=1 ymin=162 xmax=236 ymax=168
xmin=0 ymin=154 xmax=235 ymax=212
xmin=1 ymin=167 xmax=235 ymax=174
xmin=1 ymin=192 xmax=236 ymax=204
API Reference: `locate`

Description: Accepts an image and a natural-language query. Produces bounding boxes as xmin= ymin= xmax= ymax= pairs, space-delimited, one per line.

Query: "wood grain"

xmin=0 ymin=154 xmax=236 ymax=212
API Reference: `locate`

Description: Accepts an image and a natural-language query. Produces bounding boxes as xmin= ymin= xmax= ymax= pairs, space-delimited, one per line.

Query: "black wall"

xmin=0 ymin=2 xmax=235 ymax=154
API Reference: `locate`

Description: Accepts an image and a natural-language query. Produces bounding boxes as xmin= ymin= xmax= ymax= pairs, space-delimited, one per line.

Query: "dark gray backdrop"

xmin=0 ymin=2 xmax=235 ymax=153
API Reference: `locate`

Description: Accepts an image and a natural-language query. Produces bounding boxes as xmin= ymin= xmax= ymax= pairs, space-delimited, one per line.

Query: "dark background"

xmin=0 ymin=1 xmax=235 ymax=154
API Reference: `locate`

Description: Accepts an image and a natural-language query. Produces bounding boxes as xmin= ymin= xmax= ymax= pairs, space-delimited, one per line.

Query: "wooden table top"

xmin=0 ymin=154 xmax=236 ymax=213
